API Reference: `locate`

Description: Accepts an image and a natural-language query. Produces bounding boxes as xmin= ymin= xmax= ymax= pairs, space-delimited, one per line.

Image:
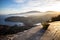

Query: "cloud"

xmin=0 ymin=0 xmax=60 ymax=14
xmin=19 ymin=0 xmax=60 ymax=11
xmin=14 ymin=0 xmax=56 ymax=5
xmin=13 ymin=0 xmax=60 ymax=9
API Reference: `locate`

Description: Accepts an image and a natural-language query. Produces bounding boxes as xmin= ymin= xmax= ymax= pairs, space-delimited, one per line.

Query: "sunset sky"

xmin=0 ymin=0 xmax=60 ymax=14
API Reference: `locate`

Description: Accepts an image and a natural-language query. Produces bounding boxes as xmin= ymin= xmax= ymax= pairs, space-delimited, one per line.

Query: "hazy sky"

xmin=0 ymin=0 xmax=60 ymax=14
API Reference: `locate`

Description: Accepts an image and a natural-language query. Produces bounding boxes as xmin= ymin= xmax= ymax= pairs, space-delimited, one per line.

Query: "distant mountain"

xmin=5 ymin=11 xmax=60 ymax=26
xmin=5 ymin=16 xmax=27 ymax=22
xmin=1 ymin=11 xmax=60 ymax=26
xmin=9 ymin=11 xmax=41 ymax=15
xmin=6 ymin=11 xmax=60 ymax=23
xmin=26 ymin=11 xmax=41 ymax=13
xmin=5 ymin=16 xmax=34 ymax=26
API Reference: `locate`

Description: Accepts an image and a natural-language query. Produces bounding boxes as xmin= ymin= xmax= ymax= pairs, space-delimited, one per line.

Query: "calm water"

xmin=0 ymin=13 xmax=42 ymax=26
xmin=0 ymin=15 xmax=26 ymax=26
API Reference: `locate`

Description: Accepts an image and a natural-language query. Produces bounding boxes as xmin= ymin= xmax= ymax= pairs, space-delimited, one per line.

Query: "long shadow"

xmin=26 ymin=28 xmax=48 ymax=40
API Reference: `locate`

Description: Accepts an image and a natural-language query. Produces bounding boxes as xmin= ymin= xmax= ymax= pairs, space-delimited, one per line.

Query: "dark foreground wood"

xmin=0 ymin=21 xmax=60 ymax=40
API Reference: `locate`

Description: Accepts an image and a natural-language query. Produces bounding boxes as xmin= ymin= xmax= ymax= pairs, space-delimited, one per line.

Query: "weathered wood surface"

xmin=12 ymin=21 xmax=60 ymax=40
xmin=40 ymin=21 xmax=60 ymax=40
xmin=0 ymin=21 xmax=60 ymax=40
xmin=13 ymin=21 xmax=60 ymax=40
